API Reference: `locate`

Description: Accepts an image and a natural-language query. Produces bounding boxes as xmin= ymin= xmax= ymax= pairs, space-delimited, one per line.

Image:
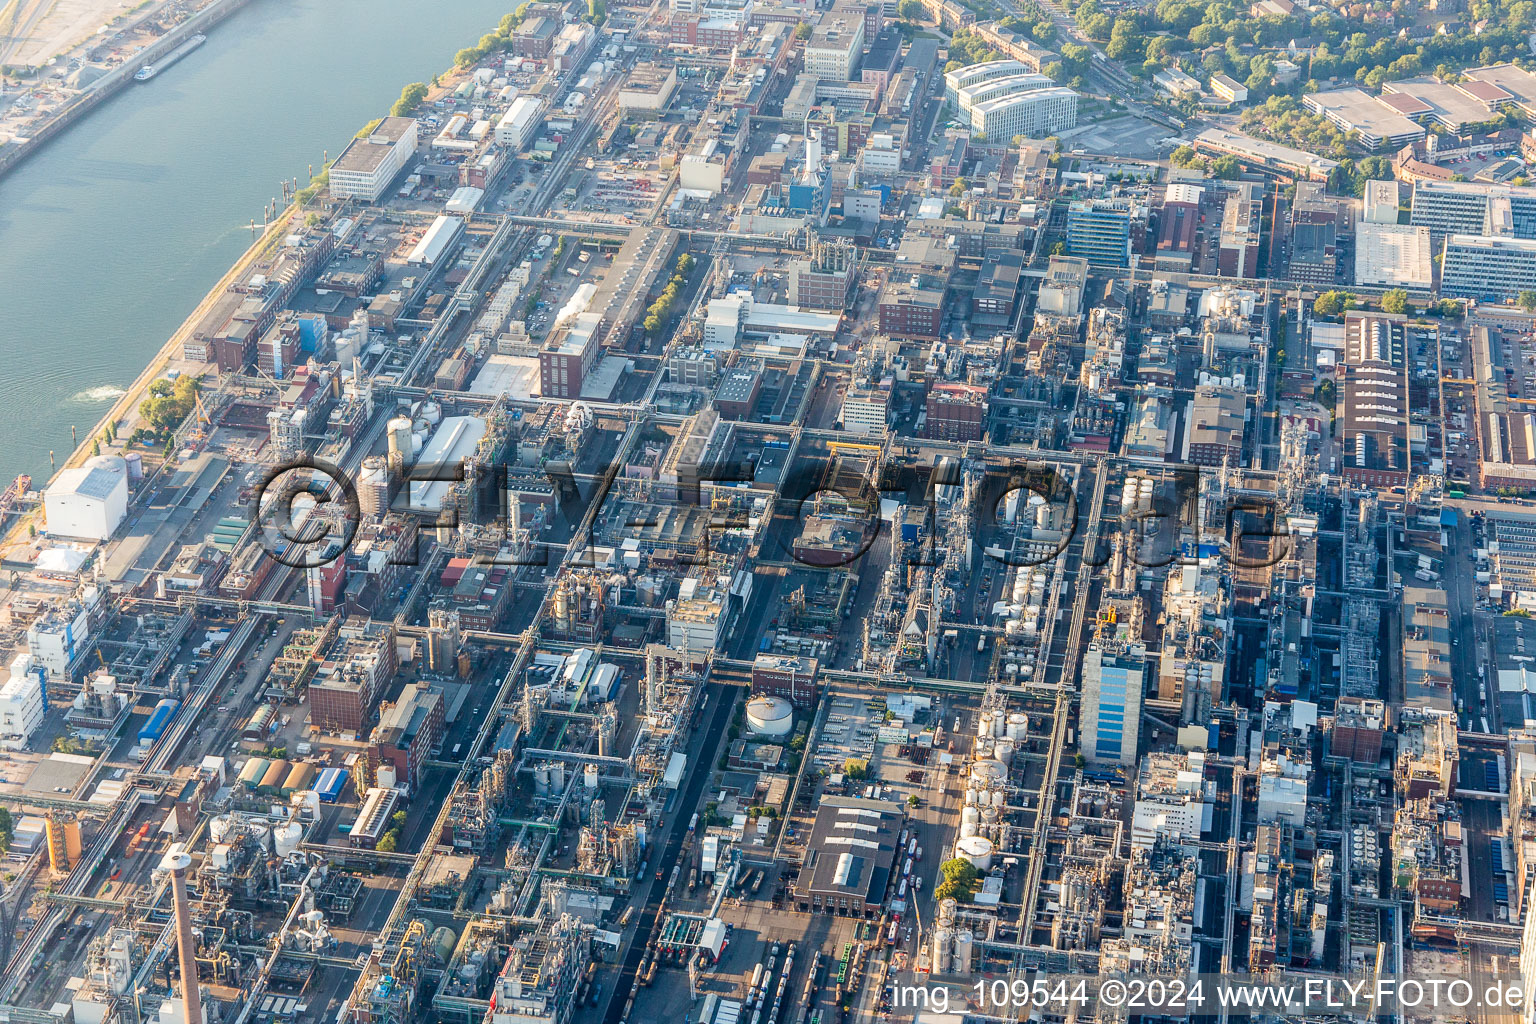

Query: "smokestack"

xmin=162 ymin=851 xmax=204 ymax=1024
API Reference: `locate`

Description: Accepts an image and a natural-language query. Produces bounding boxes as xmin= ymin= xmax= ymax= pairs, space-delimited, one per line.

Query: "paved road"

xmin=601 ymin=682 xmax=737 ymax=1024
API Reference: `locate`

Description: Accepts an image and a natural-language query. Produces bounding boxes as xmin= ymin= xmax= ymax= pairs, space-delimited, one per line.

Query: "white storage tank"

xmin=977 ymin=711 xmax=995 ymax=739
xmin=1006 ymin=713 xmax=1029 ymax=741
xmin=934 ymin=927 xmax=953 ymax=969
xmin=956 ymin=835 xmax=994 ymax=871
xmin=274 ymin=822 xmax=302 ymax=857
xmin=971 ymin=760 xmax=1007 ymax=787
xmin=745 ymin=696 xmax=794 ymax=740
xmin=953 ymin=929 xmax=975 ymax=973
xmin=994 ymin=738 xmax=1014 ymax=764
xmin=208 ymin=815 xmax=233 ymax=843
xmin=584 ymin=763 xmax=599 ymax=790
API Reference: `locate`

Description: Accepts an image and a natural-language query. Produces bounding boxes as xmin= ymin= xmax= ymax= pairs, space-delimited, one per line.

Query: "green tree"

xmin=843 ymin=757 xmax=870 ymax=780
xmin=1314 ymin=290 xmax=1356 ymax=317
xmin=1380 ymin=288 xmax=1410 ymax=315
xmin=898 ymin=0 xmax=924 ymax=21
xmin=376 ymin=832 xmax=398 ymax=853
xmin=795 ymin=19 xmax=812 ymax=38
xmin=1519 ymin=290 xmax=1536 ymax=312
xmin=0 ymin=807 xmax=12 ymax=854
xmin=934 ymin=857 xmax=982 ymax=902
xmin=907 ymin=794 xmax=921 ymax=808
xmin=949 ymin=177 xmax=968 ymax=196
xmin=391 ymin=82 xmax=428 ymax=117
xmin=1211 ymin=154 xmax=1242 ymax=179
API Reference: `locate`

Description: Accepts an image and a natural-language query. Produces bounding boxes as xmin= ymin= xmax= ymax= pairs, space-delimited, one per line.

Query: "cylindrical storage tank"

xmin=953 ymin=930 xmax=975 ymax=973
xmin=994 ymin=738 xmax=1014 ymax=764
xmin=249 ymin=823 xmax=271 ymax=852
xmin=550 ymin=763 xmax=565 ymax=791
xmin=957 ymin=835 xmax=994 ymax=871
xmin=976 ymin=738 xmax=993 ymax=760
xmin=971 ymin=760 xmax=1007 ymax=787
xmin=961 ymin=806 xmax=980 ymax=829
xmin=964 ymin=788 xmax=977 ymax=807
xmin=991 ymin=712 xmax=1005 ymax=738
xmin=534 ymin=764 xmax=551 ymax=795
xmin=959 ymin=821 xmax=978 ymax=839
xmin=1006 ymin=713 xmax=1028 ymax=741
xmin=938 ymin=898 xmax=959 ymax=927
xmin=274 ymin=822 xmax=302 ymax=857
xmin=123 ymin=451 xmax=144 ymax=482
xmin=934 ymin=927 xmax=953 ymax=969
xmin=584 ymin=763 xmax=599 ymax=790
xmin=209 ymin=815 xmax=233 ymax=843
xmin=745 ymin=696 xmax=794 ymax=740
xmin=377 ymin=763 xmax=398 ymax=792
xmin=430 ymin=926 xmax=458 ymax=964
xmin=295 ymin=790 xmax=320 ymax=818
xmin=387 ymin=417 xmax=414 ymax=463
xmin=976 ymin=711 xmax=994 ymax=740
xmin=418 ymin=401 xmax=443 ymax=427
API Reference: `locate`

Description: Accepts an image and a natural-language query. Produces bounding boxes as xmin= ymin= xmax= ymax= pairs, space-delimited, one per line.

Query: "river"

xmin=0 ymin=0 xmax=511 ymax=486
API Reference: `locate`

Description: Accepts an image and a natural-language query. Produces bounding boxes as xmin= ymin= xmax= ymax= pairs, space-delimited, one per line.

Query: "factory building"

xmin=793 ymin=797 xmax=903 ymax=916
xmin=328 ymin=117 xmax=419 ymax=202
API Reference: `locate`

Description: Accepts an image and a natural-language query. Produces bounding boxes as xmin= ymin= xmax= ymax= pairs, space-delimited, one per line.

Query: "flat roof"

xmin=409 ymin=416 xmax=488 ymax=511
xmin=1194 ymin=127 xmax=1339 ymax=174
xmin=1355 ymin=222 xmax=1433 ymax=290
xmin=332 ymin=117 xmax=416 ymax=175
xmin=1384 ymin=77 xmax=1497 ymax=127
xmin=1306 ymin=88 xmax=1423 ymax=140
xmin=1466 ymin=63 xmax=1536 ymax=108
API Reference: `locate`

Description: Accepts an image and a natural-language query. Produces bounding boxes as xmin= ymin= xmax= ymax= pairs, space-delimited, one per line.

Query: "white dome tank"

xmin=1006 ymin=713 xmax=1029 ymax=741
xmin=208 ymin=815 xmax=233 ymax=843
xmin=994 ymin=738 xmax=1014 ymax=764
xmin=274 ymin=823 xmax=302 ymax=858
xmin=956 ymin=835 xmax=994 ymax=871
xmin=249 ymin=824 xmax=271 ymax=851
xmin=971 ymin=760 xmax=1007 ymax=787
xmin=745 ymin=696 xmax=794 ymax=740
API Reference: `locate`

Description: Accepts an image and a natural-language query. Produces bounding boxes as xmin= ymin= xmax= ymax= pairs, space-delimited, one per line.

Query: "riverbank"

xmin=0 ymin=0 xmax=257 ymax=182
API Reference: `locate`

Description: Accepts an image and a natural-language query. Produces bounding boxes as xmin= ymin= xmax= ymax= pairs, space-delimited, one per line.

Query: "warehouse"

xmin=44 ymin=457 xmax=129 ymax=541
xmin=793 ymin=796 xmax=904 ymax=917
xmin=407 ymin=215 xmax=465 ymax=267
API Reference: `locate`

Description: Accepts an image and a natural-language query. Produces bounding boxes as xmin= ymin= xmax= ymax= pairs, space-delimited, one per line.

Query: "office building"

xmin=1080 ymin=640 xmax=1145 ymax=765
xmin=0 ymin=654 xmax=44 ymax=749
xmin=539 ymin=312 xmax=603 ymax=398
xmin=1411 ymin=178 xmax=1536 ymax=240
xmin=943 ymin=59 xmax=1033 ymax=107
xmin=329 ymin=117 xmax=419 ymax=202
xmin=1303 ymin=88 xmax=1424 ymax=148
xmin=1441 ymin=234 xmax=1536 ymax=300
xmin=368 ymin=682 xmax=445 ymax=793
xmin=1218 ymin=193 xmax=1261 ymax=278
xmin=965 ymin=86 xmax=1077 ymax=142
xmin=804 ymin=13 xmax=863 ymax=79
xmin=1067 ymin=199 xmax=1138 ymax=267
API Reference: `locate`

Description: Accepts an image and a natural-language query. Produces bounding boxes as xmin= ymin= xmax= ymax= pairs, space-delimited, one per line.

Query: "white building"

xmin=804 ymin=14 xmax=864 ymax=80
xmin=944 ymin=60 xmax=1033 ymax=106
xmin=858 ymin=134 xmax=902 ymax=176
xmin=965 ymin=86 xmax=1078 ymax=142
xmin=328 ymin=116 xmax=418 ymax=202
xmin=840 ymin=388 xmax=889 ymax=433
xmin=27 ymin=589 xmax=97 ymax=678
xmin=956 ymin=71 xmax=1054 ymax=111
xmin=668 ymin=580 xmax=726 ymax=654
xmin=44 ymin=458 xmax=128 ymax=541
xmin=1130 ymin=751 xmax=1206 ymax=851
xmin=495 ymin=96 xmax=544 ymax=149
xmin=1209 ymin=73 xmax=1247 ymax=104
xmin=1256 ymin=773 xmax=1308 ymax=827
xmin=0 ymin=653 xmax=44 ymax=749
xmin=1354 ymin=222 xmax=1432 ymax=290
xmin=680 ymin=141 xmax=727 ymax=194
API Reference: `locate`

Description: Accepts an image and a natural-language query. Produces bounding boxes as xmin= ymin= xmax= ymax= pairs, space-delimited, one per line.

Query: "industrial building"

xmin=328 ymin=116 xmax=419 ymax=202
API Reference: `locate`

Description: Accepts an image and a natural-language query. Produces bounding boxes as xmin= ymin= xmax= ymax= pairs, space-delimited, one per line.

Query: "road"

xmin=600 ymin=682 xmax=737 ymax=1024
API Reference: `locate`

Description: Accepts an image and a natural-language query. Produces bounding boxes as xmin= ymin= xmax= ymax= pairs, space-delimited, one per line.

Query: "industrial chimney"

xmin=162 ymin=851 xmax=203 ymax=1024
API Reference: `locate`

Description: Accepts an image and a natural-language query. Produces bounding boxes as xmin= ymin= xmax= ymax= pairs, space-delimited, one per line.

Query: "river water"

xmin=0 ymin=0 xmax=510 ymax=485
